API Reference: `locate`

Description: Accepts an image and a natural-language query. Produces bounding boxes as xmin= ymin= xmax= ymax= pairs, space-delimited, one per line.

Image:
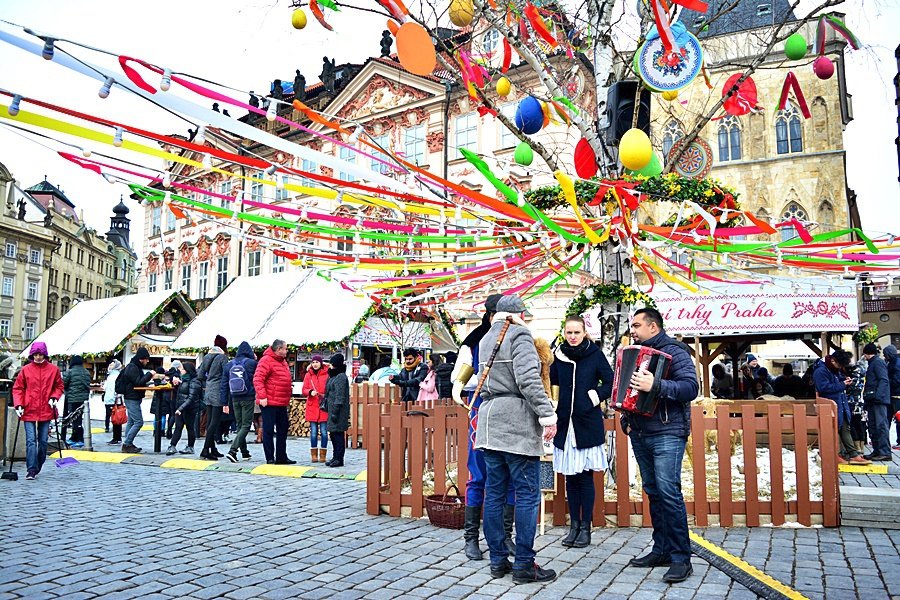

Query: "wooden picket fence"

xmin=347 ymin=383 xmax=454 ymax=450
xmin=364 ymin=393 xmax=841 ymax=527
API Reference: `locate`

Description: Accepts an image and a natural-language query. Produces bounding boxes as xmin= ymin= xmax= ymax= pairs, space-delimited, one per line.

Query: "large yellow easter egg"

xmin=448 ymin=0 xmax=475 ymax=27
xmin=619 ymin=128 xmax=652 ymax=171
xmin=496 ymin=76 xmax=511 ymax=97
xmin=291 ymin=9 xmax=308 ymax=29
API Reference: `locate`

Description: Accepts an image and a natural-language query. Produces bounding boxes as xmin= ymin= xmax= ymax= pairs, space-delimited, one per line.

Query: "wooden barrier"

xmin=365 ymin=397 xmax=840 ymax=527
xmin=348 ymin=384 xmax=455 ymax=450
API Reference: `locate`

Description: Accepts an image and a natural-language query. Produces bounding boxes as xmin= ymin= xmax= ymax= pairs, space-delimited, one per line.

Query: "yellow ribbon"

xmin=554 ymin=170 xmax=602 ymax=244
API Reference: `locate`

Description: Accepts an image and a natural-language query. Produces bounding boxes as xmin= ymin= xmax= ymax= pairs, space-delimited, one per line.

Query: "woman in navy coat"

xmin=549 ymin=315 xmax=613 ymax=549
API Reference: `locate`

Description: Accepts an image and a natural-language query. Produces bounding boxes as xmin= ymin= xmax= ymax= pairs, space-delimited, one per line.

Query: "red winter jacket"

xmin=253 ymin=347 xmax=292 ymax=407
xmin=302 ymin=365 xmax=329 ymax=422
xmin=13 ymin=360 xmax=65 ymax=422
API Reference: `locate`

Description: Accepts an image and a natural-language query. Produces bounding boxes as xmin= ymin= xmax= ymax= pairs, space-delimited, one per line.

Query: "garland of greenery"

xmin=563 ymin=283 xmax=655 ymax=332
xmin=525 ymin=173 xmax=741 ymax=227
xmin=853 ymin=324 xmax=879 ymax=345
xmin=437 ymin=307 xmax=462 ymax=347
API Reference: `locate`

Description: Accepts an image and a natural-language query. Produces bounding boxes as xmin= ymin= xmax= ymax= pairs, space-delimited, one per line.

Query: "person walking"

xmin=883 ymin=344 xmax=900 ymax=450
xmin=324 ymin=353 xmax=350 ymax=467
xmin=550 ymin=315 xmax=613 ymax=549
xmin=117 ymin=347 xmax=155 ymax=453
xmin=103 ymin=360 xmax=123 ymax=444
xmin=862 ymin=343 xmax=892 ymax=461
xmin=302 ymin=355 xmax=329 ymax=463
xmin=167 ymin=362 xmax=202 ymax=455
xmin=254 ymin=339 xmax=295 ymax=464
xmin=390 ymin=348 xmax=429 ymax=403
xmin=198 ymin=335 xmax=228 ymax=460
xmin=473 ymin=294 xmax=558 ymax=585
xmin=814 ymin=350 xmax=870 ymax=465
xmin=622 ymin=307 xmax=698 ymax=584
xmin=12 ymin=342 xmax=64 ymax=480
xmin=222 ymin=341 xmax=257 ymax=463
xmin=61 ymin=354 xmax=91 ymax=448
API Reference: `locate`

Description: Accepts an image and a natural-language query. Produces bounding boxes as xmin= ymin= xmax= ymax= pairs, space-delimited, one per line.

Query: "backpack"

xmin=228 ymin=359 xmax=250 ymax=395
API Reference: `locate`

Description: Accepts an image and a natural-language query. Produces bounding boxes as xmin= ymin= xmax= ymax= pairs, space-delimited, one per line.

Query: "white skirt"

xmin=552 ymin=420 xmax=608 ymax=476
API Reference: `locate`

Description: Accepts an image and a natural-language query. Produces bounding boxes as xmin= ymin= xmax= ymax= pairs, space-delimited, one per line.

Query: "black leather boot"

xmin=503 ymin=504 xmax=516 ymax=555
xmin=463 ymin=506 xmax=483 ymax=561
xmin=561 ymin=520 xmax=581 ymax=547
xmin=572 ymin=520 xmax=591 ymax=548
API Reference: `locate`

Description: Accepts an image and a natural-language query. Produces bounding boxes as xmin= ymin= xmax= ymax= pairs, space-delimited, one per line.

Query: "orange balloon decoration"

xmin=396 ymin=22 xmax=437 ymax=76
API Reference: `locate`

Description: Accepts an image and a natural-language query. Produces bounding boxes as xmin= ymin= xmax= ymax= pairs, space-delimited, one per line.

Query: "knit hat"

xmin=756 ymin=367 xmax=769 ymax=380
xmin=29 ymin=341 xmax=48 ymax=357
xmin=154 ymin=367 xmax=167 ymax=375
xmin=311 ymin=355 xmax=324 ymax=362
xmin=70 ymin=355 xmax=83 ymax=366
xmin=214 ymin=335 xmax=228 ymax=351
xmin=108 ymin=359 xmax=122 ymax=371
xmin=484 ymin=293 xmax=503 ymax=313
xmin=134 ymin=347 xmax=151 ymax=361
xmin=329 ymin=353 xmax=345 ymax=368
xmin=496 ymin=295 xmax=526 ymax=314
xmin=170 ymin=360 xmax=183 ymax=371
xmin=746 ymin=353 xmax=758 ymax=362
xmin=863 ymin=343 xmax=879 ymax=356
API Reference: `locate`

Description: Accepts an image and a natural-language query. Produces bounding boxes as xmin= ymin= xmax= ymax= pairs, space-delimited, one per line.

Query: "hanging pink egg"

xmin=813 ymin=56 xmax=834 ymax=80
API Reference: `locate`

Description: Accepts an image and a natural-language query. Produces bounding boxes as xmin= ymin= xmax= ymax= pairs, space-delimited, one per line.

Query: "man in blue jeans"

xmin=473 ymin=295 xmax=558 ymax=585
xmin=116 ymin=347 xmax=155 ymax=453
xmin=622 ymin=307 xmax=699 ymax=584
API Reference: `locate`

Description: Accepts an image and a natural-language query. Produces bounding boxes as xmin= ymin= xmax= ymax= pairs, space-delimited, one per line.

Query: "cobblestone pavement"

xmin=1 ymin=460 xmax=899 ymax=600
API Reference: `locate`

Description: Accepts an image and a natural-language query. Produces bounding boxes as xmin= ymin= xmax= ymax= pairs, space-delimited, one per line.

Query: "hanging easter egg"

xmin=619 ymin=128 xmax=652 ymax=171
xmin=813 ymin=56 xmax=834 ymax=80
xmin=514 ymin=96 xmax=543 ymax=135
xmin=448 ymin=0 xmax=475 ymax=27
xmin=291 ymin=9 xmax=308 ymax=29
xmin=662 ymin=90 xmax=678 ymax=101
xmin=573 ymin=138 xmax=598 ymax=179
xmin=784 ymin=33 xmax=807 ymax=61
xmin=496 ymin=76 xmax=511 ymax=97
xmin=396 ymin=22 xmax=437 ymax=76
xmin=514 ymin=142 xmax=534 ymax=166
xmin=722 ymin=73 xmax=758 ymax=116
xmin=635 ymin=151 xmax=662 ymax=177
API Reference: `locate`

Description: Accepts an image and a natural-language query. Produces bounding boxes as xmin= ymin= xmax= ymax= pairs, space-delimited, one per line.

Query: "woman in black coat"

xmin=324 ymin=353 xmax=350 ymax=467
xmin=549 ymin=315 xmax=614 ymax=549
xmin=167 ymin=363 xmax=202 ymax=455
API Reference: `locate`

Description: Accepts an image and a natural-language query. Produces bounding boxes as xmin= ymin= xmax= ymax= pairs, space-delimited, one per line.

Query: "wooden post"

xmin=793 ymin=404 xmax=811 ymax=526
xmin=742 ymin=404 xmax=760 ymax=527
xmin=817 ymin=398 xmax=839 ymax=526
xmin=365 ymin=404 xmax=381 ymax=516
xmin=768 ymin=405 xmax=785 ymax=526
xmin=410 ymin=411 xmax=425 ymax=518
xmin=615 ymin=427 xmax=630 ymax=526
xmin=389 ymin=405 xmax=404 ymax=517
xmin=691 ymin=406 xmax=708 ymax=527
xmin=717 ymin=410 xmax=733 ymax=526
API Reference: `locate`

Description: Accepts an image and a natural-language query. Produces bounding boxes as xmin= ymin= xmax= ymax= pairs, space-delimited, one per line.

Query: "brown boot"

xmin=311 ymin=448 xmax=319 ymax=463
xmin=318 ymin=448 xmax=327 ymax=462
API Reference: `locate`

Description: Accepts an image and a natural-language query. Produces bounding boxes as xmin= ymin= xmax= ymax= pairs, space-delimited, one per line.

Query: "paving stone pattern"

xmin=1 ymin=461 xmax=899 ymax=599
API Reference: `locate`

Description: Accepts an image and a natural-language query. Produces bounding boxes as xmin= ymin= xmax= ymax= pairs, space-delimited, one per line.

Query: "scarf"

xmin=404 ymin=356 xmax=422 ymax=371
xmin=560 ymin=338 xmax=593 ymax=361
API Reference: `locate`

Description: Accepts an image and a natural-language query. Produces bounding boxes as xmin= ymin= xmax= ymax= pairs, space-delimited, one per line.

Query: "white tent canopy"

xmin=756 ymin=340 xmax=820 ymax=361
xmin=20 ymin=291 xmax=192 ymax=359
xmin=171 ymin=270 xmax=373 ymax=351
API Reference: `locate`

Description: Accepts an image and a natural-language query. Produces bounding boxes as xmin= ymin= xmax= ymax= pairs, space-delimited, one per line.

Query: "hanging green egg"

xmin=514 ymin=142 xmax=534 ymax=166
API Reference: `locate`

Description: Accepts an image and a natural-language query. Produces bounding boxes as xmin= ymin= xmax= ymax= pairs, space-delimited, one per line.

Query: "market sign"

xmin=650 ymin=279 xmax=859 ymax=336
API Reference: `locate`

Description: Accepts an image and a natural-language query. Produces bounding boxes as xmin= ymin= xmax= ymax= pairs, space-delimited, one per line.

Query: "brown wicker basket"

xmin=425 ymin=484 xmax=466 ymax=529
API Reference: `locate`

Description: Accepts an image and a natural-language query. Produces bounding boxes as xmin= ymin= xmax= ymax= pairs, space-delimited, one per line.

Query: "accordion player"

xmin=611 ymin=345 xmax=672 ymax=416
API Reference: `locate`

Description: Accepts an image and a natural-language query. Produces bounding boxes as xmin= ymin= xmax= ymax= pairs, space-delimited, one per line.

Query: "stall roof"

xmin=171 ymin=270 xmax=373 ymax=351
xmin=756 ymin=340 xmax=821 ymax=361
xmin=21 ymin=291 xmax=194 ymax=359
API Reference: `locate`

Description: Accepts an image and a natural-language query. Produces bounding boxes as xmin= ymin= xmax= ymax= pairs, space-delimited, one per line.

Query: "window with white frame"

xmin=251 ymin=171 xmax=265 ymax=202
xmin=339 ymin=145 xmax=357 ymax=182
xmin=404 ymin=125 xmax=425 ymax=166
xmin=247 ymin=251 xmax=261 ymax=276
xmin=181 ymin=264 xmax=192 ymax=294
xmin=780 ymin=202 xmax=808 ymax=241
xmin=1 ymin=276 xmax=12 ymax=296
xmin=29 ymin=248 xmax=41 ymax=264
xmin=455 ymin=113 xmax=478 ymax=152
xmin=272 ymin=254 xmax=286 ymax=273
xmin=219 ymin=179 xmax=233 ymax=207
xmin=164 ymin=267 xmax=173 ymax=290
xmin=27 ymin=280 xmax=38 ymax=301
xmin=24 ymin=321 xmax=35 ymax=341
xmin=482 ymin=29 xmax=501 ymax=56
xmin=275 ymin=175 xmax=290 ymax=201
xmin=216 ymin=256 xmax=229 ymax=293
xmin=717 ymin=115 xmax=742 ymax=162
xmin=198 ymin=261 xmax=209 ymax=298
xmin=498 ymin=103 xmax=517 ymax=149
xmin=151 ymin=205 xmax=161 ymax=236
xmin=370 ymin=134 xmax=391 ymax=175
xmin=0 ymin=319 xmax=9 ymax=338
xmin=148 ymin=272 xmax=157 ymax=292
xmin=5 ymin=242 xmax=15 ymax=258
xmin=165 ymin=206 xmax=176 ymax=231
xmin=300 ymin=158 xmax=318 ymax=188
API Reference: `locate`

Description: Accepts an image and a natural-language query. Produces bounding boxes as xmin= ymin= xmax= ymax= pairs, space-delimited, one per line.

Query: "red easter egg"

xmin=813 ymin=56 xmax=834 ymax=80
xmin=573 ymin=138 xmax=598 ymax=179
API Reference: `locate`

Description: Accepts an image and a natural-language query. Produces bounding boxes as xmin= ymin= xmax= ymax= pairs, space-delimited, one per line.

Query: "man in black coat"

xmin=884 ymin=345 xmax=900 ymax=450
xmin=389 ymin=348 xmax=429 ymax=403
xmin=622 ymin=307 xmax=699 ymax=584
xmin=62 ymin=354 xmax=92 ymax=447
xmin=862 ymin=343 xmax=892 ymax=461
xmin=116 ymin=347 xmax=156 ymax=453
xmin=773 ymin=364 xmax=805 ymax=398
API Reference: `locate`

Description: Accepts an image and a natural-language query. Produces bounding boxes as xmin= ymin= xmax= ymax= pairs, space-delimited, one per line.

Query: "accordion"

xmin=611 ymin=345 xmax=672 ymax=416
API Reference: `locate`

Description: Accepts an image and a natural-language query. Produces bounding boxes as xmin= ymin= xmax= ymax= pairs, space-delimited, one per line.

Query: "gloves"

xmin=588 ymin=389 xmax=600 ymax=407
xmin=49 ymin=397 xmax=58 ymax=407
xmin=15 ymin=406 xmax=24 ymax=418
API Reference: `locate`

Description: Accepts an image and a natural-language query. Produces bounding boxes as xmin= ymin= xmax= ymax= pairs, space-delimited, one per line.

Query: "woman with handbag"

xmin=104 ymin=360 xmax=124 ymax=445
xmin=549 ymin=315 xmax=613 ymax=549
xmin=417 ymin=358 xmax=440 ymax=407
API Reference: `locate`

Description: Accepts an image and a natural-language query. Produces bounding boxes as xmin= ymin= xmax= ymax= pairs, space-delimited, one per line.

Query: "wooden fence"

xmin=347 ymin=383 xmax=454 ymax=450
xmin=364 ymin=395 xmax=841 ymax=527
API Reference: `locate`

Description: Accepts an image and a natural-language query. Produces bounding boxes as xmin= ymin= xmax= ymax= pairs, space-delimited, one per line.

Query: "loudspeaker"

xmin=603 ymin=81 xmax=651 ymax=145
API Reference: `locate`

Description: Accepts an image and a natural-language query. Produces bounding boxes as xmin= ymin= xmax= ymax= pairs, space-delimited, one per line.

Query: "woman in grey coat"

xmin=324 ymin=353 xmax=350 ymax=467
xmin=198 ymin=335 xmax=228 ymax=460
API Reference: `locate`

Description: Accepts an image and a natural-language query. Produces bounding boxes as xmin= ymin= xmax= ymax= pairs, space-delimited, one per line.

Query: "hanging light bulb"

xmin=474 ymin=231 xmax=481 ymax=243
xmin=102 ymin=172 xmax=116 ymax=185
xmin=195 ymin=126 xmax=206 ymax=145
xmin=80 ymin=147 xmax=91 ymax=158
xmin=160 ymin=68 xmax=172 ymax=92
xmin=113 ymin=127 xmax=123 ymax=147
xmin=163 ymin=191 xmax=172 ymax=206
xmin=719 ymin=211 xmax=728 ymax=224
xmin=454 ymin=205 xmax=462 ymax=220
xmin=301 ymin=205 xmax=309 ymax=221
xmin=836 ymin=248 xmax=843 ymax=260
xmin=335 ymin=191 xmax=343 ymax=205
xmin=41 ymin=38 xmax=55 ymax=60
xmin=265 ymin=164 xmax=278 ymax=177
xmin=516 ymin=194 xmax=525 ymax=208
xmin=348 ymin=128 xmax=362 ymax=144
xmin=275 ymin=176 xmax=285 ymax=191
xmin=99 ymin=77 xmax=114 ymax=99
xmin=162 ymin=172 xmax=171 ymax=187
xmin=8 ymin=95 xmax=22 ymax=117
xmin=266 ymin=100 xmax=278 ymax=122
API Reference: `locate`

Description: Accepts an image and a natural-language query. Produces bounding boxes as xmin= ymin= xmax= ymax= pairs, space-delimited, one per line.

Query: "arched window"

xmin=780 ymin=201 xmax=808 ymax=241
xmin=717 ymin=115 xmax=742 ymax=162
xmin=482 ymin=29 xmax=501 ymax=56
xmin=662 ymin=120 xmax=684 ymax=159
xmin=775 ymin=102 xmax=803 ymax=154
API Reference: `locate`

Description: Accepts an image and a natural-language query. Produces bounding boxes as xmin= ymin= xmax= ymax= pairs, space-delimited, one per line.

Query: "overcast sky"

xmin=0 ymin=0 xmax=896 ymax=250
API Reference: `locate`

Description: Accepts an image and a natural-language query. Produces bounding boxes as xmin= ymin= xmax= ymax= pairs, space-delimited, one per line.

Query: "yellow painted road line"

xmin=160 ymin=458 xmax=214 ymax=471
xmin=355 ymin=469 xmax=367 ymax=481
xmin=56 ymin=450 xmax=136 ymax=463
xmin=250 ymin=464 xmax=312 ymax=478
xmin=838 ymin=464 xmax=889 ymax=474
xmin=690 ymin=532 xmax=809 ymax=600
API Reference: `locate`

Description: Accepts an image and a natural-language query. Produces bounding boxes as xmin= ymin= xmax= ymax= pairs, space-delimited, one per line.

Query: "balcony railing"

xmin=862 ymin=298 xmax=900 ymax=313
